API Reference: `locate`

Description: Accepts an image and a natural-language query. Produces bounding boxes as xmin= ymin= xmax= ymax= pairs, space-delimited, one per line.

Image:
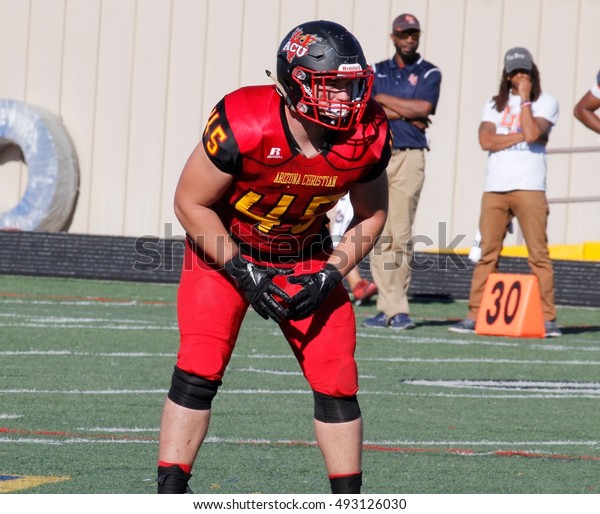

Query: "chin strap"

xmin=265 ymin=70 xmax=294 ymax=108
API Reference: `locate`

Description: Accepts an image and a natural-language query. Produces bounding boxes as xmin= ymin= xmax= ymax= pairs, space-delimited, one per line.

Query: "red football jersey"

xmin=202 ymin=85 xmax=391 ymax=258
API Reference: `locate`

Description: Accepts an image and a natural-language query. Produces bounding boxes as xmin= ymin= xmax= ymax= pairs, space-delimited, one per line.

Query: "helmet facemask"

xmin=290 ymin=65 xmax=374 ymax=130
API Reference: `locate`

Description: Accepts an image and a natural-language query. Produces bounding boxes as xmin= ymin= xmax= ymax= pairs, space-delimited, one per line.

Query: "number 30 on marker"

xmin=475 ymin=273 xmax=545 ymax=338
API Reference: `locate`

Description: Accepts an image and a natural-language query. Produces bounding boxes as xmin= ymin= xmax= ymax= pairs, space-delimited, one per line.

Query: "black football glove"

xmin=224 ymin=253 xmax=292 ymax=323
xmin=286 ymin=264 xmax=343 ymax=321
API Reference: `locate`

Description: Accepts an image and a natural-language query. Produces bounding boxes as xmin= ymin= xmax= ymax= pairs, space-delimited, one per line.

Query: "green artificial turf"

xmin=0 ymin=275 xmax=598 ymax=494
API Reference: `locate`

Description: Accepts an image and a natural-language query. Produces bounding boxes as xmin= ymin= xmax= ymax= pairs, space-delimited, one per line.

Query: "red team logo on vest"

xmin=283 ymin=28 xmax=321 ymax=62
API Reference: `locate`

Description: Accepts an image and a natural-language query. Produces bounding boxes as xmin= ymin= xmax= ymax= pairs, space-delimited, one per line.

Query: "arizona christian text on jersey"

xmin=202 ymin=84 xmax=391 ymax=258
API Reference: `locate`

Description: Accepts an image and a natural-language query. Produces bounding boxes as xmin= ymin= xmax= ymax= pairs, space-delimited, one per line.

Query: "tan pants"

xmin=371 ymin=149 xmax=425 ymax=316
xmin=467 ymin=191 xmax=556 ymax=321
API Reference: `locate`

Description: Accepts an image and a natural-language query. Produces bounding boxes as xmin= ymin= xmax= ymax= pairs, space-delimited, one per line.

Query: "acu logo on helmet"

xmin=282 ymin=28 xmax=322 ymax=62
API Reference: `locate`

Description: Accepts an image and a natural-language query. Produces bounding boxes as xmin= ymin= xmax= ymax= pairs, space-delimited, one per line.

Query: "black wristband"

xmin=224 ymin=253 xmax=245 ymax=274
xmin=324 ymin=263 xmax=343 ymax=283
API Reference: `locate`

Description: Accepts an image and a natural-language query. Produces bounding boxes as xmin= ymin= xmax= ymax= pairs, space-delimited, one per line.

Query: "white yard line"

xmin=0 ymin=434 xmax=597 ymax=450
xmin=356 ymin=330 xmax=600 ymax=349
xmin=80 ymin=427 xmax=159 ymax=432
xmin=245 ymin=353 xmax=600 ymax=366
xmin=0 ymin=312 xmax=177 ymax=330
xmin=3 ymin=349 xmax=599 ymax=366
xmin=0 ymin=350 xmax=175 ymax=357
xmin=0 ymin=323 xmax=176 ymax=330
xmin=0 ymin=299 xmax=172 ymax=307
xmin=405 ymin=379 xmax=600 ymax=389
xmin=231 ymin=367 xmax=376 ymax=379
xmin=0 ymin=387 xmax=598 ymax=399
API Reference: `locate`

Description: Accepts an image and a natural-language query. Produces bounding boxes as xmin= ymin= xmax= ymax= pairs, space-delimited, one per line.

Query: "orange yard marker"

xmin=476 ymin=273 xmax=545 ymax=338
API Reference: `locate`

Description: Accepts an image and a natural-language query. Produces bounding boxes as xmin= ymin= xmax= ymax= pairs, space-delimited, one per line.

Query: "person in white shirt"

xmin=449 ymin=47 xmax=561 ymax=337
xmin=329 ymin=194 xmax=378 ymax=305
xmin=574 ymin=70 xmax=600 ymax=134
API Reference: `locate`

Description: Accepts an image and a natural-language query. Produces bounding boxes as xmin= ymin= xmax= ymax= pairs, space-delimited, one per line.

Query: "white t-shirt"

xmin=481 ymin=92 xmax=559 ymax=192
xmin=591 ymin=69 xmax=600 ymax=99
xmin=329 ymin=193 xmax=354 ymax=248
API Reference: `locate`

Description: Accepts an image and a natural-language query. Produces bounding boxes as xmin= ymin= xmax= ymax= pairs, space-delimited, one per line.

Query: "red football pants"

xmin=176 ymin=241 xmax=359 ymax=397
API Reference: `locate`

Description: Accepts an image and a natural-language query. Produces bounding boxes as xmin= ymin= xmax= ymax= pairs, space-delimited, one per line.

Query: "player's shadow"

xmin=408 ymin=295 xmax=461 ymax=328
xmin=560 ymin=325 xmax=600 ymax=335
xmin=410 ymin=294 xmax=455 ymax=304
xmin=416 ymin=318 xmax=459 ymax=328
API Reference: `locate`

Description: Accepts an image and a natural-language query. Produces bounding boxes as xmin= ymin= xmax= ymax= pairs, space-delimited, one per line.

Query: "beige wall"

xmin=0 ymin=0 xmax=599 ymax=249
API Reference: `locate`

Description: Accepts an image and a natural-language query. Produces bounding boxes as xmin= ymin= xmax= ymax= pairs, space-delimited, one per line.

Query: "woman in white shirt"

xmin=450 ymin=47 xmax=561 ymax=337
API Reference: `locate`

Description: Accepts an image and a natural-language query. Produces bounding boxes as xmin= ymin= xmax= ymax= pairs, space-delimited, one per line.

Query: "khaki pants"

xmin=371 ymin=149 xmax=425 ymax=316
xmin=467 ymin=191 xmax=556 ymax=321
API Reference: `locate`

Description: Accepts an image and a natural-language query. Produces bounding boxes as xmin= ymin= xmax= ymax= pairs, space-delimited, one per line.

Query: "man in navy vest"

xmin=364 ymin=13 xmax=442 ymax=330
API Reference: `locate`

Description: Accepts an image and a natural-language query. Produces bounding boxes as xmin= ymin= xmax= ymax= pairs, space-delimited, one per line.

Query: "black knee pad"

xmin=167 ymin=367 xmax=221 ymax=410
xmin=313 ymin=390 xmax=361 ymax=423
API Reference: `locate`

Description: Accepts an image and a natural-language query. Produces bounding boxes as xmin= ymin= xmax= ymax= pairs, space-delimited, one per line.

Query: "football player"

xmin=157 ymin=20 xmax=391 ymax=494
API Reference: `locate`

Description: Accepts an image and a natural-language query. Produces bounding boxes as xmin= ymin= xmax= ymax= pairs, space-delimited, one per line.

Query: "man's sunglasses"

xmin=393 ymin=31 xmax=421 ymax=41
